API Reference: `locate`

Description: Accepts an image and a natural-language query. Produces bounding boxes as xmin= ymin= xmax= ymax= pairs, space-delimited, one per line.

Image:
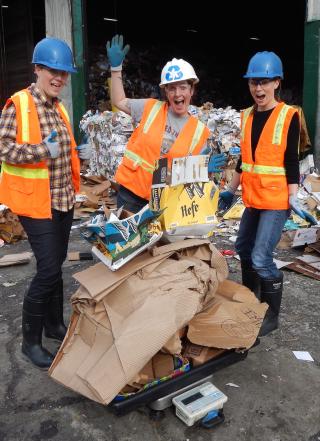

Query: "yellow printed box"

xmin=151 ymin=181 xmax=219 ymax=238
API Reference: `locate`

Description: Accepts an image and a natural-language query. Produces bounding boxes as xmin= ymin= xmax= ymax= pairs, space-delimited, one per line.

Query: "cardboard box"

xmin=151 ymin=181 xmax=219 ymax=239
xmin=187 ymin=280 xmax=268 ymax=350
xmin=183 ymin=343 xmax=225 ymax=366
xmin=303 ymin=174 xmax=320 ymax=193
xmin=291 ymin=227 xmax=320 ymax=247
xmin=81 ymin=204 xmax=163 ymax=270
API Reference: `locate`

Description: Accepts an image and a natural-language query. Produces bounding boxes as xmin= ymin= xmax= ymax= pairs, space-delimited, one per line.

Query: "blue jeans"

xmin=235 ymin=208 xmax=290 ymax=279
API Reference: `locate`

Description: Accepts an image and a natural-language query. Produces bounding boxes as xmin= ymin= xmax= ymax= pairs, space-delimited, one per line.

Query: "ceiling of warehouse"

xmin=86 ymin=0 xmax=307 ymax=110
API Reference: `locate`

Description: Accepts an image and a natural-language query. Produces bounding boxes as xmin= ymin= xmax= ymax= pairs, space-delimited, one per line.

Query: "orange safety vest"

xmin=0 ymin=89 xmax=80 ymax=219
xmin=240 ymin=102 xmax=298 ymax=210
xmin=115 ymin=98 xmax=210 ymax=200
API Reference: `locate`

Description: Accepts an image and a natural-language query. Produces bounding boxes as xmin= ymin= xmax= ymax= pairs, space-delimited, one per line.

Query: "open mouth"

xmin=174 ymin=98 xmax=185 ymax=106
xmin=255 ymin=93 xmax=266 ymax=101
xmin=51 ymin=82 xmax=62 ymax=91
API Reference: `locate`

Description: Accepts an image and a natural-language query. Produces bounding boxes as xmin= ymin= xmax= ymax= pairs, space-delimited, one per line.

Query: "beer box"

xmin=151 ymin=181 xmax=219 ymax=239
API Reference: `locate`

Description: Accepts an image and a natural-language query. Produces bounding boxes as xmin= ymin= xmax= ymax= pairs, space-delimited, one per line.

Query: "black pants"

xmin=117 ymin=185 xmax=149 ymax=213
xmin=19 ymin=208 xmax=74 ymax=302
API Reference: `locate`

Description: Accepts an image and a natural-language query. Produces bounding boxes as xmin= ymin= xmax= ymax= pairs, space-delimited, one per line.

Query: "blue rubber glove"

xmin=208 ymin=153 xmax=227 ymax=173
xmin=289 ymin=195 xmax=318 ymax=225
xmin=106 ymin=34 xmax=130 ymax=70
xmin=218 ymin=190 xmax=235 ymax=211
xmin=76 ymin=143 xmax=92 ymax=160
xmin=44 ymin=130 xmax=59 ymax=158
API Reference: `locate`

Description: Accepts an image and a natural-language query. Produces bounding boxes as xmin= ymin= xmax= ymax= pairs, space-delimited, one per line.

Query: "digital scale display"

xmin=182 ymin=391 xmax=203 ymax=405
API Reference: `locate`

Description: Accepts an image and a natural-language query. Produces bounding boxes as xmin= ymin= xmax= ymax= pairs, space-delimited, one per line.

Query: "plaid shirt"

xmin=0 ymin=83 xmax=75 ymax=212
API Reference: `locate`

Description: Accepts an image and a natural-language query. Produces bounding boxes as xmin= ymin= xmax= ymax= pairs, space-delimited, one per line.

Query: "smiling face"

xmin=164 ymin=80 xmax=194 ymax=116
xmin=34 ymin=65 xmax=69 ymax=102
xmin=248 ymin=78 xmax=281 ymax=111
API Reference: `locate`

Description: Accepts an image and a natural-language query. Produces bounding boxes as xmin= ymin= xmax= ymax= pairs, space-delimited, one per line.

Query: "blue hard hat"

xmin=32 ymin=37 xmax=77 ymax=73
xmin=243 ymin=51 xmax=283 ymax=79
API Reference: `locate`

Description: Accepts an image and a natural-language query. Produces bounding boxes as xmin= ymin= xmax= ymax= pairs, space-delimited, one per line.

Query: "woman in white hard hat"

xmin=106 ymin=34 xmax=226 ymax=213
xmin=0 ymin=37 xmax=90 ymax=369
xmin=218 ymin=51 xmax=317 ymax=337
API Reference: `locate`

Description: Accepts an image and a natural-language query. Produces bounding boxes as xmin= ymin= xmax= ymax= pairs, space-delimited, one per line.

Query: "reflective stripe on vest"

xmin=58 ymin=102 xmax=70 ymax=122
xmin=126 ymin=100 xmax=164 ymax=173
xmin=240 ymin=106 xmax=253 ymax=140
xmin=272 ymin=104 xmax=291 ymax=145
xmin=242 ymin=162 xmax=286 ymax=175
xmin=14 ymin=91 xmax=30 ymax=143
xmin=241 ymin=104 xmax=291 ymax=145
xmin=143 ymin=101 xmax=164 ymax=134
xmin=2 ymin=162 xmax=49 ymax=179
xmin=123 ymin=150 xmax=155 ymax=173
xmin=4 ymin=91 xmax=48 ymax=181
xmin=127 ymin=101 xmax=208 ymax=173
xmin=143 ymin=100 xmax=207 ymax=153
xmin=188 ymin=120 xmax=207 ymax=155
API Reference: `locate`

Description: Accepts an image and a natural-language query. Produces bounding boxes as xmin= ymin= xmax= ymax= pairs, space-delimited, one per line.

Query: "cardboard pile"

xmin=120 ymin=353 xmax=190 ymax=398
xmin=302 ymin=173 xmax=320 ymax=210
xmin=49 ymin=239 xmax=267 ymax=405
xmin=278 ymin=229 xmax=320 ymax=280
xmin=74 ymin=176 xmax=116 ymax=219
xmin=0 ymin=205 xmax=27 ymax=243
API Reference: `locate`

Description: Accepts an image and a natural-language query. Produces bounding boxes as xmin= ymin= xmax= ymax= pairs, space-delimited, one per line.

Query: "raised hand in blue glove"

xmin=106 ymin=34 xmax=130 ymax=71
xmin=289 ymin=195 xmax=318 ymax=225
xmin=208 ymin=153 xmax=227 ymax=173
xmin=44 ymin=130 xmax=59 ymax=158
xmin=76 ymin=143 xmax=92 ymax=160
xmin=218 ymin=190 xmax=235 ymax=211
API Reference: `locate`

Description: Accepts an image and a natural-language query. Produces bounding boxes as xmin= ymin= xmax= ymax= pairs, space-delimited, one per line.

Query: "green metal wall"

xmin=71 ymin=0 xmax=87 ymax=144
xmin=303 ymin=20 xmax=320 ymax=148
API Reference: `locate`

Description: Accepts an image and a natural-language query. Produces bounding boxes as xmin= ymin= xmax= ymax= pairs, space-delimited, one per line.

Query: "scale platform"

xmin=109 ymin=349 xmax=248 ymax=416
xmin=149 ymin=374 xmax=215 ymax=411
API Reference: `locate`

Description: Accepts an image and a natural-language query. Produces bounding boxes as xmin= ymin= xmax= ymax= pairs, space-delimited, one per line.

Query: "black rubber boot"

xmin=259 ymin=274 xmax=283 ymax=337
xmin=44 ymin=282 xmax=67 ymax=342
xmin=22 ymin=297 xmax=54 ymax=369
xmin=241 ymin=260 xmax=261 ymax=300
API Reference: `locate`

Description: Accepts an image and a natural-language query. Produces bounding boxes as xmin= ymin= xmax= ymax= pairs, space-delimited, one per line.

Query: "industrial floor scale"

xmin=109 ymin=347 xmax=251 ymax=418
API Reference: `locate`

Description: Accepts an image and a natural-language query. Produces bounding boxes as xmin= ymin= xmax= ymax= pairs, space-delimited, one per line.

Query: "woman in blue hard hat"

xmin=105 ymin=35 xmax=226 ymax=213
xmin=218 ymin=51 xmax=317 ymax=337
xmin=0 ymin=37 xmax=90 ymax=369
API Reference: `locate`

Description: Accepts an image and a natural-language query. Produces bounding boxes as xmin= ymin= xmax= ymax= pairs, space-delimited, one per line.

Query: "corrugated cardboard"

xmin=0 ymin=252 xmax=33 ymax=267
xmin=49 ymin=241 xmax=265 ymax=404
xmin=187 ymin=280 xmax=268 ymax=349
xmin=183 ymin=343 xmax=225 ymax=367
xmin=49 ymin=239 xmax=228 ymax=405
xmin=161 ymin=327 xmax=187 ymax=354
xmin=292 ymin=227 xmax=320 ymax=247
xmin=215 ymin=279 xmax=260 ymax=304
xmin=303 ymin=174 xmax=320 ymax=193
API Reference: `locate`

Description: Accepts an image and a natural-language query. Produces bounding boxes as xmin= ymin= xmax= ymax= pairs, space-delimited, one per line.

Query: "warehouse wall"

xmin=306 ymin=0 xmax=320 ymax=169
xmin=45 ymin=0 xmax=74 ymax=126
xmin=0 ymin=0 xmax=44 ymax=107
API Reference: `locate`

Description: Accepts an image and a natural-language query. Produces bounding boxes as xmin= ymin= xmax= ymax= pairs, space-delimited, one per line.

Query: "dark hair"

xmin=275 ymin=78 xmax=282 ymax=102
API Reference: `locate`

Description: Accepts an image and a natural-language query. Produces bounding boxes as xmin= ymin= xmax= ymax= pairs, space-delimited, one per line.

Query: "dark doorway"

xmin=85 ymin=0 xmax=306 ymax=111
xmin=0 ymin=0 xmax=45 ymax=107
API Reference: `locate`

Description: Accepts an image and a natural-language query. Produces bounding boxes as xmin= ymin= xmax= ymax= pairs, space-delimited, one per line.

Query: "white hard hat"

xmin=159 ymin=58 xmax=199 ymax=88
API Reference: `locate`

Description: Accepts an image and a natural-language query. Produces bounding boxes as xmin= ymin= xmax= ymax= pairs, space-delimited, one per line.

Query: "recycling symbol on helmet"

xmin=165 ymin=65 xmax=183 ymax=82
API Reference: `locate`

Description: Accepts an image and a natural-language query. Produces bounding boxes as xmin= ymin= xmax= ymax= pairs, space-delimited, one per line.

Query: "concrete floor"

xmin=0 ymin=228 xmax=320 ymax=441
